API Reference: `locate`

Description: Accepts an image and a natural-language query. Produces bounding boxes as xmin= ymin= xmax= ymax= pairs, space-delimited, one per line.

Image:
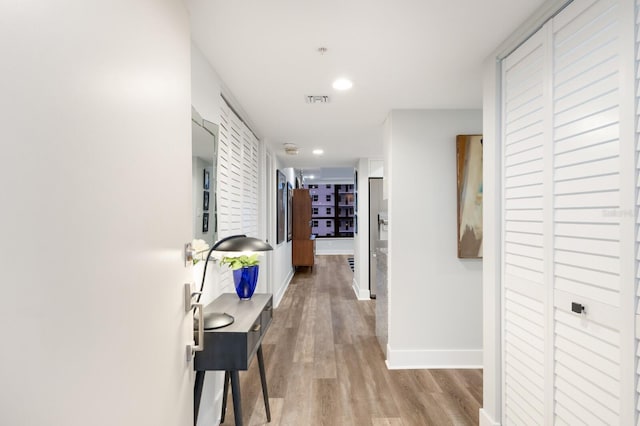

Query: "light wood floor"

xmin=226 ymin=255 xmax=482 ymax=426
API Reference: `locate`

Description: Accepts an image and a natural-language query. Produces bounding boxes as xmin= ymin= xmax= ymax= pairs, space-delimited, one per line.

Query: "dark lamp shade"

xmin=211 ymin=235 xmax=273 ymax=252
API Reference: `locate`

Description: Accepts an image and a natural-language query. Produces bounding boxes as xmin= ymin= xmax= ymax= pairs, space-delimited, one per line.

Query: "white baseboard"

xmin=351 ymin=278 xmax=370 ymax=300
xmin=386 ymin=345 xmax=482 ymax=369
xmin=315 ymin=250 xmax=355 ymax=255
xmin=273 ymin=268 xmax=294 ymax=308
xmin=479 ymin=408 xmax=501 ymax=426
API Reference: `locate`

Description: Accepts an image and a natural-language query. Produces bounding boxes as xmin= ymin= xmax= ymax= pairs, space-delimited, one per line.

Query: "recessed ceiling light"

xmin=332 ymin=78 xmax=353 ymax=91
xmin=312 ymin=149 xmax=324 ymax=155
xmin=307 ymin=175 xmax=315 ymax=179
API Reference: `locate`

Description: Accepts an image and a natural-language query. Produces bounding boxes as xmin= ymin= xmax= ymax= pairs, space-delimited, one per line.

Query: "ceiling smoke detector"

xmin=306 ymin=95 xmax=330 ymax=104
xmin=283 ymin=143 xmax=299 ymax=155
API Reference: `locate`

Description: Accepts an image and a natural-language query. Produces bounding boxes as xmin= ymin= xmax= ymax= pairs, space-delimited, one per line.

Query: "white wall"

xmin=191 ymin=44 xmax=223 ymax=124
xmin=353 ymin=158 xmax=384 ymax=300
xmin=385 ymin=109 xmax=483 ymax=368
xmin=0 ymin=2 xmax=193 ymax=425
xmin=272 ymin=159 xmax=294 ymax=306
xmin=315 ymin=238 xmax=354 ymax=255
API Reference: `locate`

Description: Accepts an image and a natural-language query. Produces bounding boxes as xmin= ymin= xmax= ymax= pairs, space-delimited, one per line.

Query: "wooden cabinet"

xmin=292 ymin=189 xmax=314 ymax=269
xmin=292 ymin=239 xmax=315 ymax=267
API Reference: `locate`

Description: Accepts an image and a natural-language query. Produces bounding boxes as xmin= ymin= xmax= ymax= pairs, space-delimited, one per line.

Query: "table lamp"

xmin=196 ymin=234 xmax=273 ymax=329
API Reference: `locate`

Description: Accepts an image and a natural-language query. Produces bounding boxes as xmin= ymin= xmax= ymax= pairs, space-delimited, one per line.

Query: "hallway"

xmin=230 ymin=255 xmax=482 ymax=426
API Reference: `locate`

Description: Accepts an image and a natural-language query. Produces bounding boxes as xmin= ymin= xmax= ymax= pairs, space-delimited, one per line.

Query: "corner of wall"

xmin=479 ymin=409 xmax=501 ymax=426
xmin=352 ymin=277 xmax=371 ymax=300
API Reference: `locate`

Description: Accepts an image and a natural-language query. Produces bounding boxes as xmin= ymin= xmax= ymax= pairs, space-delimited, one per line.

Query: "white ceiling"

xmin=188 ymin=0 xmax=546 ymax=168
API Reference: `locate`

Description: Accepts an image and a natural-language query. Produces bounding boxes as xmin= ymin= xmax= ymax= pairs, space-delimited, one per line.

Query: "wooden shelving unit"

xmin=292 ymin=189 xmax=315 ymax=269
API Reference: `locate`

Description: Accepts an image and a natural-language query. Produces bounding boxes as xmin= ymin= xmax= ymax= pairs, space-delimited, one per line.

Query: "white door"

xmin=501 ymin=28 xmax=548 ymax=426
xmin=0 ymin=2 xmax=194 ymax=425
xmin=500 ymin=0 xmax=636 ymax=424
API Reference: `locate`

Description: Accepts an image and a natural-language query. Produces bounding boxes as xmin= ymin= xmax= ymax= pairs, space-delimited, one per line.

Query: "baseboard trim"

xmin=351 ymin=278 xmax=371 ymax=300
xmin=386 ymin=346 xmax=482 ymax=369
xmin=316 ymin=251 xmax=355 ymax=255
xmin=479 ymin=408 xmax=501 ymax=426
xmin=273 ymin=268 xmax=294 ymax=308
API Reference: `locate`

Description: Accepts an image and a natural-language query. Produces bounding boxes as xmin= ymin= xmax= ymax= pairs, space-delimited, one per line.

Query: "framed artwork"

xmin=354 ymin=170 xmax=358 ymax=234
xmin=202 ymin=212 xmax=209 ymax=233
xmin=456 ymin=134 xmax=483 ymax=258
xmin=276 ymin=170 xmax=286 ymax=244
xmin=203 ymin=191 xmax=209 ymax=211
xmin=203 ymin=169 xmax=210 ymax=190
xmin=287 ymin=182 xmax=293 ymax=241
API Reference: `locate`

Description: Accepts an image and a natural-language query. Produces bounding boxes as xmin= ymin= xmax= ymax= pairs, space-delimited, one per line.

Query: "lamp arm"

xmin=195 ymin=234 xmax=247 ymax=303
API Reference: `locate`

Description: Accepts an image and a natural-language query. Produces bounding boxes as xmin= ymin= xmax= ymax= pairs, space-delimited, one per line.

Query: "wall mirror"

xmin=192 ymin=106 xmax=218 ymax=245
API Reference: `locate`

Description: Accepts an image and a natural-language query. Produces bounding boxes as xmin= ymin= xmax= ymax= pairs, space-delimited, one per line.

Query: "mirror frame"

xmin=192 ymin=106 xmax=219 ymax=245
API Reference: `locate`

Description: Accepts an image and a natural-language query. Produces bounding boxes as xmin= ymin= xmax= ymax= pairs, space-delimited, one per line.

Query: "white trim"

xmin=494 ymin=0 xmax=572 ymax=59
xmin=482 ymin=50 xmax=504 ymax=425
xmin=385 ymin=346 xmax=482 ymax=369
xmin=479 ymin=409 xmax=501 ymax=426
xmin=351 ymin=278 xmax=370 ymax=300
xmin=618 ymin=0 xmax=637 ymax=423
xmin=315 ymin=250 xmax=355 ymax=255
xmin=273 ymin=268 xmax=294 ymax=308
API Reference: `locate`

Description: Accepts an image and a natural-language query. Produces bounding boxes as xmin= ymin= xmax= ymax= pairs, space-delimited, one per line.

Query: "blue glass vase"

xmin=233 ymin=265 xmax=259 ymax=300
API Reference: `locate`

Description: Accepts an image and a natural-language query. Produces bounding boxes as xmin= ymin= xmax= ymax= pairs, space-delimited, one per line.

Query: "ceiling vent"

xmin=284 ymin=143 xmax=299 ymax=155
xmin=306 ymin=95 xmax=330 ymax=104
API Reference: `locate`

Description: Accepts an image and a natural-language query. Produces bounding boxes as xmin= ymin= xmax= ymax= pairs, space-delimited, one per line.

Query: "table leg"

xmin=221 ymin=371 xmax=230 ymax=423
xmin=257 ymin=346 xmax=271 ymax=422
xmin=194 ymin=371 xmax=205 ymax=426
xmin=230 ymin=370 xmax=243 ymax=426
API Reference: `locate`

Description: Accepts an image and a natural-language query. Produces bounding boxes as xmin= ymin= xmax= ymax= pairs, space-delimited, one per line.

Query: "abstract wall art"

xmin=456 ymin=134 xmax=483 ymax=258
xmin=276 ymin=169 xmax=286 ymax=244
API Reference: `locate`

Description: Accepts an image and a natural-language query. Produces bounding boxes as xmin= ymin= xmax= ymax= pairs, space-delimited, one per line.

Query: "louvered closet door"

xmin=241 ymin=126 xmax=259 ymax=237
xmin=217 ymin=100 xmax=260 ymax=291
xmin=552 ymin=0 xmax=625 ymax=424
xmin=502 ymin=28 xmax=548 ymax=426
xmin=502 ymin=0 xmax=637 ymax=424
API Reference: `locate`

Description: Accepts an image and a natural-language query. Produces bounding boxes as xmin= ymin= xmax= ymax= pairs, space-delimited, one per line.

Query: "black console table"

xmin=194 ymin=293 xmax=273 ymax=426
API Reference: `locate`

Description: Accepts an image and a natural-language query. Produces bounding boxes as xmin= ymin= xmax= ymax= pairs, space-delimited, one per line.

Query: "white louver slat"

xmin=502 ymin=29 xmax=547 ymax=426
xmin=636 ymin=1 xmax=640 ymax=424
xmin=216 ymin=100 xmax=260 ymax=291
xmin=552 ymin=0 xmax=622 ymax=424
